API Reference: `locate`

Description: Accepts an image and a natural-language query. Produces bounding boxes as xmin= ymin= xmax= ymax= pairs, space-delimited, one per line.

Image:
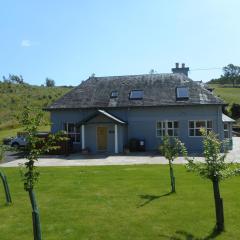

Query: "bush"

xmin=230 ymin=103 xmax=240 ymax=119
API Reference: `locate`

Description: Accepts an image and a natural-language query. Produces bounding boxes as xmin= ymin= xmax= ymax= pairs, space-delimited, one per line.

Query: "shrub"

xmin=230 ymin=103 xmax=240 ymax=119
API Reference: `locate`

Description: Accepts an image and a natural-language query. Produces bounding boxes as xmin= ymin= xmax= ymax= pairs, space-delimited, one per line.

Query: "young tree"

xmin=160 ymin=135 xmax=187 ymax=193
xmin=0 ymin=145 xmax=12 ymax=204
xmin=20 ymin=107 xmax=65 ymax=240
xmin=186 ymin=129 xmax=240 ymax=232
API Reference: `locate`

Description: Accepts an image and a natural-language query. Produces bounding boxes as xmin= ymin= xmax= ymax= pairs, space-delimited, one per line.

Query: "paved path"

xmin=1 ymin=137 xmax=239 ymax=167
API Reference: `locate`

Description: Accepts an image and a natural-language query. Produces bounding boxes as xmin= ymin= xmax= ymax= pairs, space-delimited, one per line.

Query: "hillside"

xmin=209 ymin=84 xmax=240 ymax=127
xmin=0 ymin=82 xmax=72 ymax=130
xmin=209 ymin=84 xmax=240 ymax=105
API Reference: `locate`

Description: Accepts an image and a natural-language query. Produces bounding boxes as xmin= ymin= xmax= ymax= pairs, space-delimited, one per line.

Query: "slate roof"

xmin=46 ymin=73 xmax=224 ymax=110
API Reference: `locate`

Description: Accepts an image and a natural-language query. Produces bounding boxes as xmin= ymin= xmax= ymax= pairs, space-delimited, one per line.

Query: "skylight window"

xmin=110 ymin=91 xmax=118 ymax=98
xmin=129 ymin=90 xmax=143 ymax=100
xmin=176 ymin=87 xmax=189 ymax=100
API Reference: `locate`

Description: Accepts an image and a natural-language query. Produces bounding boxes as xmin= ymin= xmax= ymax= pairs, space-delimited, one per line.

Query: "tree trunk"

xmin=28 ymin=189 xmax=42 ymax=240
xmin=0 ymin=172 xmax=12 ymax=204
xmin=212 ymin=178 xmax=224 ymax=232
xmin=169 ymin=161 xmax=175 ymax=193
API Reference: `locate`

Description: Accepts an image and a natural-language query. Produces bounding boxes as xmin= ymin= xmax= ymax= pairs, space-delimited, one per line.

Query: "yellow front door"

xmin=97 ymin=127 xmax=108 ymax=151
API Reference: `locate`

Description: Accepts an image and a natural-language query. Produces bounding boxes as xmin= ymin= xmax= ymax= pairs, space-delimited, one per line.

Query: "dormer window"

xmin=176 ymin=87 xmax=189 ymax=100
xmin=110 ymin=91 xmax=118 ymax=98
xmin=129 ymin=90 xmax=143 ymax=100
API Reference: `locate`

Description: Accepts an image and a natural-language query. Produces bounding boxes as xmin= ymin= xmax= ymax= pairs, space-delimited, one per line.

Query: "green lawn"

xmin=0 ymin=165 xmax=239 ymax=240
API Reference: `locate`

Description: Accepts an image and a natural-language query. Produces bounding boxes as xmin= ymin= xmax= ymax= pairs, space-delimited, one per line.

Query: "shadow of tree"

xmin=137 ymin=192 xmax=173 ymax=207
xmin=159 ymin=227 xmax=223 ymax=240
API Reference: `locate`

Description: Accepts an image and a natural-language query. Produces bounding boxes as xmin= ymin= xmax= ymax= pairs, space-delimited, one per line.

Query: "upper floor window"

xmin=110 ymin=91 xmax=118 ymax=98
xmin=64 ymin=123 xmax=81 ymax=143
xmin=189 ymin=120 xmax=212 ymax=137
xmin=129 ymin=90 xmax=143 ymax=100
xmin=176 ymin=87 xmax=189 ymax=100
xmin=156 ymin=121 xmax=179 ymax=137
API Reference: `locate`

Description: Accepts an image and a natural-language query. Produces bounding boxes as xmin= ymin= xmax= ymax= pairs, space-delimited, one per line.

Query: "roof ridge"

xmin=89 ymin=73 xmax=175 ymax=79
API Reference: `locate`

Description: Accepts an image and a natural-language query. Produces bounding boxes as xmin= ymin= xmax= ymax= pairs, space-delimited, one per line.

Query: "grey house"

xmin=46 ymin=64 xmax=234 ymax=154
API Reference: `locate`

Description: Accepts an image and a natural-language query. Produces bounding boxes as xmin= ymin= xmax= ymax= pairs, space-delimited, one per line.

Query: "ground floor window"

xmin=63 ymin=123 xmax=81 ymax=143
xmin=156 ymin=121 xmax=179 ymax=137
xmin=224 ymin=123 xmax=229 ymax=138
xmin=189 ymin=120 xmax=213 ymax=137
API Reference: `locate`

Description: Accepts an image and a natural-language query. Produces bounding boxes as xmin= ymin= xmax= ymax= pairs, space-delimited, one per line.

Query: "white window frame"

xmin=223 ymin=123 xmax=229 ymax=139
xmin=63 ymin=122 xmax=81 ymax=143
xmin=188 ymin=120 xmax=213 ymax=137
xmin=156 ymin=120 xmax=179 ymax=138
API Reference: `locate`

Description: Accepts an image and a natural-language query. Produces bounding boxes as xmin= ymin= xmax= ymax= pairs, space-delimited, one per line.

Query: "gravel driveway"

xmin=1 ymin=137 xmax=239 ymax=167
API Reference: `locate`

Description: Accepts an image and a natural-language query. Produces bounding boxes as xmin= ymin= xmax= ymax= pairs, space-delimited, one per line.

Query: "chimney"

xmin=172 ymin=62 xmax=189 ymax=76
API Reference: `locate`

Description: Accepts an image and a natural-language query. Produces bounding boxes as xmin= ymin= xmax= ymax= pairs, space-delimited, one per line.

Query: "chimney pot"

xmin=172 ymin=62 xmax=189 ymax=76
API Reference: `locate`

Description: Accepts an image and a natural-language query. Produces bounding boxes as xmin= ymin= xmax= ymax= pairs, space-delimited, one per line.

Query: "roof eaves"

xmin=222 ymin=113 xmax=235 ymax=123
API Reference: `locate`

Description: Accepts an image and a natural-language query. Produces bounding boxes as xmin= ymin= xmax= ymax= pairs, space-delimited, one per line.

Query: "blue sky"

xmin=1 ymin=0 xmax=240 ymax=86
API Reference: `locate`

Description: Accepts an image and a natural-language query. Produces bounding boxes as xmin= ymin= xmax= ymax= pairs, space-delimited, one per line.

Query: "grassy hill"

xmin=209 ymin=84 xmax=240 ymax=105
xmin=209 ymin=84 xmax=240 ymax=126
xmin=0 ymin=82 xmax=72 ymax=131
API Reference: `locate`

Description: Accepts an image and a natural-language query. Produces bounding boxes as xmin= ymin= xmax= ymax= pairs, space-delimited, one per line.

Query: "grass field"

xmin=0 ymin=165 xmax=239 ymax=240
xmin=209 ymin=84 xmax=240 ymax=105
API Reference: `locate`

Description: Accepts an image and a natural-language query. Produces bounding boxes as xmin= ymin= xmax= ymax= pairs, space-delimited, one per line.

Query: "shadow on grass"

xmin=159 ymin=227 xmax=223 ymax=240
xmin=137 ymin=192 xmax=173 ymax=207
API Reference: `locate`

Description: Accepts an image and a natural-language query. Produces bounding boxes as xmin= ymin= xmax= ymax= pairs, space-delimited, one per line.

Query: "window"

xmin=64 ymin=123 xmax=81 ymax=143
xmin=176 ymin=87 xmax=189 ymax=100
xmin=189 ymin=120 xmax=213 ymax=137
xmin=224 ymin=123 xmax=229 ymax=138
xmin=129 ymin=90 xmax=143 ymax=100
xmin=156 ymin=121 xmax=179 ymax=137
xmin=110 ymin=91 xmax=118 ymax=98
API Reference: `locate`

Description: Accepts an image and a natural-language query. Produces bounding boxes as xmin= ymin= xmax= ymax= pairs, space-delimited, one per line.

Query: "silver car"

xmin=10 ymin=135 xmax=27 ymax=148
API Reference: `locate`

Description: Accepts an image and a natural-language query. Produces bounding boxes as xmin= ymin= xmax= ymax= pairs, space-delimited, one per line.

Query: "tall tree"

xmin=222 ymin=64 xmax=240 ymax=87
xmin=185 ymin=129 xmax=240 ymax=232
xmin=45 ymin=78 xmax=55 ymax=87
xmin=2 ymin=74 xmax=24 ymax=84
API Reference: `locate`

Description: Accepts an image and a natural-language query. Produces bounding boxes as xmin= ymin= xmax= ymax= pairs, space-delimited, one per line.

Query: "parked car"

xmin=10 ymin=134 xmax=27 ymax=148
xmin=10 ymin=132 xmax=49 ymax=148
